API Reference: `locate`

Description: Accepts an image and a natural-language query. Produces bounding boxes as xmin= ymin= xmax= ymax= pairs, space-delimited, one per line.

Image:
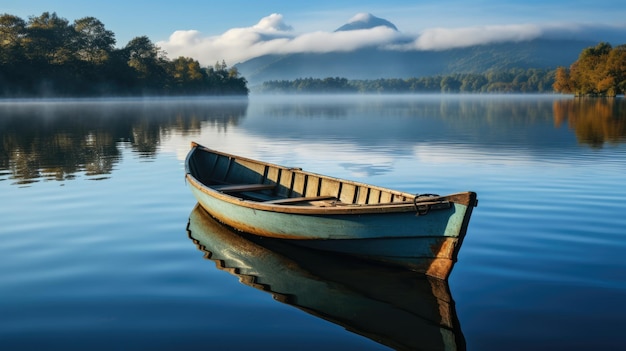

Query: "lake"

xmin=1 ymin=94 xmax=625 ymax=350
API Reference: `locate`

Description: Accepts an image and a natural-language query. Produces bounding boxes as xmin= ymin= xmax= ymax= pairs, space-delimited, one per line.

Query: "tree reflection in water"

xmin=553 ymin=98 xmax=626 ymax=148
xmin=0 ymin=98 xmax=248 ymax=185
xmin=2 ymin=96 xmax=624 ymax=185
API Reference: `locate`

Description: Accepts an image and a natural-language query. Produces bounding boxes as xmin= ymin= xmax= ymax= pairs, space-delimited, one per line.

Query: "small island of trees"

xmin=0 ymin=12 xmax=248 ymax=97
xmin=553 ymin=42 xmax=626 ymax=97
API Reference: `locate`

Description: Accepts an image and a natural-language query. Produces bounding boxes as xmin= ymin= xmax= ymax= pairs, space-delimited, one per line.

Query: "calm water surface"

xmin=1 ymin=95 xmax=625 ymax=350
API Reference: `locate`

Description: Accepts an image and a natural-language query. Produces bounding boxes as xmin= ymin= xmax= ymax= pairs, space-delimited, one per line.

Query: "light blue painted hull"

xmin=188 ymin=183 xmax=469 ymax=239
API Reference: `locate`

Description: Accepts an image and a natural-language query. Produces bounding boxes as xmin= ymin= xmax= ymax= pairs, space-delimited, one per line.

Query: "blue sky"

xmin=5 ymin=0 xmax=626 ymax=65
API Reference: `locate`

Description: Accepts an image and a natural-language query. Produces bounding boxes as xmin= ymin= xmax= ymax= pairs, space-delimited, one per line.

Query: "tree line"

xmin=259 ymin=42 xmax=626 ymax=96
xmin=0 ymin=12 xmax=248 ymax=97
xmin=553 ymin=42 xmax=626 ymax=97
xmin=258 ymin=69 xmax=556 ymax=94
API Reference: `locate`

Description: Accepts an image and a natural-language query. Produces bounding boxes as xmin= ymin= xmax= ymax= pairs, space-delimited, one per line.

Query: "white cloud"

xmin=252 ymin=13 xmax=294 ymax=32
xmin=158 ymin=13 xmax=400 ymax=66
xmin=158 ymin=14 xmax=294 ymax=65
xmin=348 ymin=13 xmax=373 ymax=23
xmin=406 ymin=24 xmax=543 ymax=51
xmin=157 ymin=13 xmax=625 ymax=66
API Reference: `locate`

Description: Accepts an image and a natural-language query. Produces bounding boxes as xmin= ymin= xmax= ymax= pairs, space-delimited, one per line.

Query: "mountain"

xmin=235 ymin=39 xmax=595 ymax=85
xmin=234 ymin=14 xmax=600 ymax=86
xmin=335 ymin=13 xmax=398 ymax=32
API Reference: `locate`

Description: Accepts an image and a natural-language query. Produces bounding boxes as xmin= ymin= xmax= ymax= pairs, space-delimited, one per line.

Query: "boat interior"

xmin=188 ymin=148 xmax=418 ymax=207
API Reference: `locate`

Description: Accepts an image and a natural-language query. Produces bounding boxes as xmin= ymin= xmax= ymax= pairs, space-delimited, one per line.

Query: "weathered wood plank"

xmin=263 ymin=195 xmax=337 ymax=205
xmin=305 ymin=175 xmax=320 ymax=197
xmin=338 ymin=183 xmax=357 ymax=204
xmin=320 ymin=178 xmax=341 ymax=198
xmin=292 ymin=172 xmax=306 ymax=197
xmin=213 ymin=184 xmax=276 ymax=193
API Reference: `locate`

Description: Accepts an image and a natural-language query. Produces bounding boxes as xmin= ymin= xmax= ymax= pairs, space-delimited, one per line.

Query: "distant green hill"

xmin=235 ymin=39 xmax=597 ymax=86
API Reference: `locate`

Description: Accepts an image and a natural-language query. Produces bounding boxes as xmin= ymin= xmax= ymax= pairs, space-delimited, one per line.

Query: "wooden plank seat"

xmin=212 ymin=184 xmax=276 ymax=193
xmin=263 ymin=195 xmax=337 ymax=205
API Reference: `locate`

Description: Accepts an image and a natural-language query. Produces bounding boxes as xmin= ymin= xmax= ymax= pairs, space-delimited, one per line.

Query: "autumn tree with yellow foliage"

xmin=554 ymin=42 xmax=626 ymax=97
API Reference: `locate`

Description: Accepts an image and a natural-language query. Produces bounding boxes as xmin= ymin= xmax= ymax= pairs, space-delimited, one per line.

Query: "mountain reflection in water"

xmin=187 ymin=205 xmax=465 ymax=351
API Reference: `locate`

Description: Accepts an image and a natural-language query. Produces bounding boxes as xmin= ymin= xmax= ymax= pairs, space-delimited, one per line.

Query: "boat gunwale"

xmin=185 ymin=143 xmax=477 ymax=216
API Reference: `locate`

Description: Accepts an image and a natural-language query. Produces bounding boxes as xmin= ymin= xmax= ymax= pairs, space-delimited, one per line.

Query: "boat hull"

xmin=185 ymin=143 xmax=477 ymax=279
xmin=188 ymin=183 xmax=472 ymax=278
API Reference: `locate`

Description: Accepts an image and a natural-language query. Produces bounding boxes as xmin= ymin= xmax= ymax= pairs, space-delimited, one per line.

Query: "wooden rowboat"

xmin=187 ymin=204 xmax=466 ymax=351
xmin=185 ymin=142 xmax=477 ymax=279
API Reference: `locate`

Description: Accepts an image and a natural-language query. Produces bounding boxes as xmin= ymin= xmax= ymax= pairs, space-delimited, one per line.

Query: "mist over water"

xmin=1 ymin=94 xmax=625 ymax=350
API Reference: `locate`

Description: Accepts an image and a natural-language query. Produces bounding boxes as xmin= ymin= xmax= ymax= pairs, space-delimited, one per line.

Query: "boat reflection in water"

xmin=187 ymin=205 xmax=465 ymax=351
